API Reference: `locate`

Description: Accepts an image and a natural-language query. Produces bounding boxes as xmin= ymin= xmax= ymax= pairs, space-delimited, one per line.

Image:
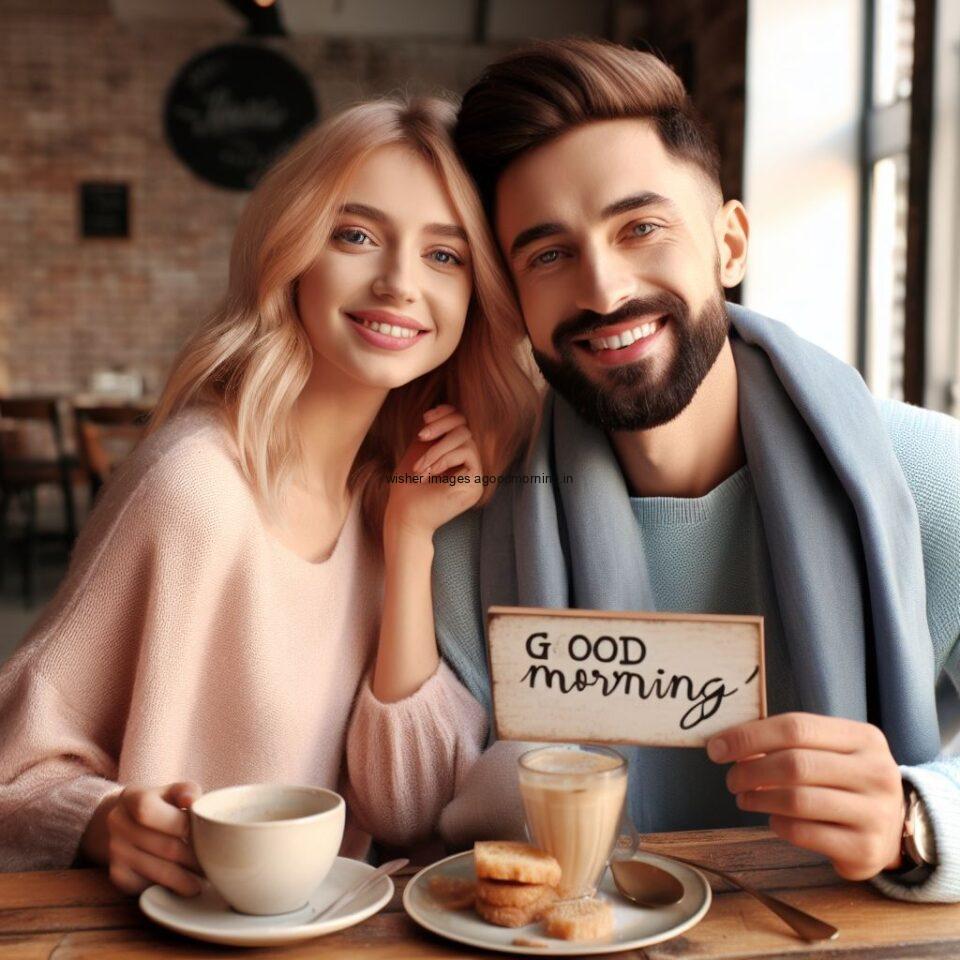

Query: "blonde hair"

xmin=148 ymin=96 xmax=538 ymax=542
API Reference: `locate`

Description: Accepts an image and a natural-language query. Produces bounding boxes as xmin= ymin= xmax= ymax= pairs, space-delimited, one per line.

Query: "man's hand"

xmin=707 ymin=712 xmax=906 ymax=881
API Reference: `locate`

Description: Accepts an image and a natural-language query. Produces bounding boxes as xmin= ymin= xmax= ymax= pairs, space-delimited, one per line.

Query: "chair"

xmin=73 ymin=403 xmax=150 ymax=501
xmin=0 ymin=397 xmax=79 ymax=606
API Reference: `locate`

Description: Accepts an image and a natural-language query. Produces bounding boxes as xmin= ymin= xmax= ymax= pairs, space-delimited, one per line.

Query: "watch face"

xmin=913 ymin=799 xmax=937 ymax=864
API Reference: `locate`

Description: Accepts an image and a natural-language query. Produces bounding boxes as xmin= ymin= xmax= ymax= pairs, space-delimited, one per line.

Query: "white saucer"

xmin=139 ymin=856 xmax=393 ymax=947
xmin=403 ymin=850 xmax=711 ymax=956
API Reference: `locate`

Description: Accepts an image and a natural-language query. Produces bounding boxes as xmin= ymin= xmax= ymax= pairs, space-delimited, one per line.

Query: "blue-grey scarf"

xmin=456 ymin=305 xmax=939 ymax=827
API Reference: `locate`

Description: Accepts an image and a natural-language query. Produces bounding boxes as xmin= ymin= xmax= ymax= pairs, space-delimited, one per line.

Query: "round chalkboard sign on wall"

xmin=164 ymin=43 xmax=318 ymax=191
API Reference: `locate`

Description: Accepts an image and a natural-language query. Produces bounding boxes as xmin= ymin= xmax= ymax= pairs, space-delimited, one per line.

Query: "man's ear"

xmin=714 ymin=200 xmax=749 ymax=289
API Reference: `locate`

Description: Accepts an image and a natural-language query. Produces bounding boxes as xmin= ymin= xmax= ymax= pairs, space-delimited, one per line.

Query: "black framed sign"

xmin=164 ymin=43 xmax=318 ymax=191
xmin=80 ymin=182 xmax=129 ymax=238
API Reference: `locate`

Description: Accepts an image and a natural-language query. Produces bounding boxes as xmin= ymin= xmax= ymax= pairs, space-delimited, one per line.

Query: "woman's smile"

xmin=346 ymin=308 xmax=431 ymax=351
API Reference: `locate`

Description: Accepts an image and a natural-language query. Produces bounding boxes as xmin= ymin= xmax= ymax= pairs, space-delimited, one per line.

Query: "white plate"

xmin=139 ymin=855 xmax=393 ymax=947
xmin=403 ymin=850 xmax=711 ymax=956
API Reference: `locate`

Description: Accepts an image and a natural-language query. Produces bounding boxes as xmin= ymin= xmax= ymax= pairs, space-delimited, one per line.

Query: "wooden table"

xmin=2 ymin=827 xmax=959 ymax=958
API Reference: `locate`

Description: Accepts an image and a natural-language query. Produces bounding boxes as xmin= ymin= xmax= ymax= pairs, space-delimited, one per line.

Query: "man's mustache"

xmin=552 ymin=294 xmax=686 ymax=351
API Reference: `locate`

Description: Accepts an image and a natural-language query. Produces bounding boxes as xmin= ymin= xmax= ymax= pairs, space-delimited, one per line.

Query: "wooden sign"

xmin=487 ymin=606 xmax=766 ymax=748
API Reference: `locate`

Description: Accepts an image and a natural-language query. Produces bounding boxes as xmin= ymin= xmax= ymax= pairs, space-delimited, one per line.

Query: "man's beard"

xmin=531 ymin=289 xmax=730 ymax=431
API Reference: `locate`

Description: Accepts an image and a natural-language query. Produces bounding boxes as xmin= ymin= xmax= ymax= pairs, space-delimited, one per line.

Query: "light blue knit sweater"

xmin=435 ymin=399 xmax=960 ymax=901
xmin=626 ymin=398 xmax=960 ymax=900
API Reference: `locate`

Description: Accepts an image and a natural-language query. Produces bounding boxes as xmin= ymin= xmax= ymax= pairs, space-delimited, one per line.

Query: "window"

xmin=862 ymin=0 xmax=915 ymax=401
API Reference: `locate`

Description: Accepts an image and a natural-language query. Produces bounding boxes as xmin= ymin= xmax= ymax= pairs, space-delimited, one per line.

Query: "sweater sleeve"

xmin=345 ymin=660 xmax=488 ymax=846
xmin=872 ymin=760 xmax=960 ymax=902
xmin=879 ymin=400 xmax=960 ymax=682
xmin=438 ymin=739 xmax=533 ymax=849
xmin=0 ymin=426 xmax=243 ymax=870
xmin=0 ymin=480 xmax=155 ymax=870
xmin=871 ymin=401 xmax=960 ymax=902
xmin=0 ymin=661 xmax=124 ymax=870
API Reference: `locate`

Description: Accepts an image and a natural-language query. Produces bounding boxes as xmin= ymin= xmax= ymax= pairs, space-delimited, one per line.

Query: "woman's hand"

xmin=86 ymin=781 xmax=205 ymax=897
xmin=372 ymin=404 xmax=482 ymax=703
xmin=384 ymin=404 xmax=483 ymax=543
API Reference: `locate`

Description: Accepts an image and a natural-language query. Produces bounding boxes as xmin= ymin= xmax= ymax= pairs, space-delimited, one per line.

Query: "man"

xmin=432 ymin=38 xmax=960 ymax=901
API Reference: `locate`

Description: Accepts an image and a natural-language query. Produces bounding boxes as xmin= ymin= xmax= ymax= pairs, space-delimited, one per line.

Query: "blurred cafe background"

xmin=0 ymin=0 xmax=957 ymax=748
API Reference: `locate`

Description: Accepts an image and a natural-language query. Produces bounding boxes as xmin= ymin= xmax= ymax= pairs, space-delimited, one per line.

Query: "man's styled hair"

xmin=454 ymin=38 xmax=722 ymax=217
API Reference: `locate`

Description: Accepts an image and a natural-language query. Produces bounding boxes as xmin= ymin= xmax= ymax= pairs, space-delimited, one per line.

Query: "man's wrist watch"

xmin=888 ymin=782 xmax=937 ymax=884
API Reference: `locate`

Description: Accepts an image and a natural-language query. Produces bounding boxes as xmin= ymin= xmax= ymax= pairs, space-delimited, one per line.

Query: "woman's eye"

xmin=429 ymin=249 xmax=463 ymax=267
xmin=335 ymin=228 xmax=371 ymax=245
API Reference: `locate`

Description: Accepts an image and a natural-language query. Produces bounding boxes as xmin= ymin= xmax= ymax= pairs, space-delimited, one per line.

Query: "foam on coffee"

xmin=522 ymin=748 xmax=622 ymax=776
xmin=219 ymin=805 xmax=305 ymax=824
xmin=194 ymin=785 xmax=339 ymax=825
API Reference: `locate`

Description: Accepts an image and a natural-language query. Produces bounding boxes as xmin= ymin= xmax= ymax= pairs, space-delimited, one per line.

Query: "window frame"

xmin=857 ymin=0 xmax=934 ymax=405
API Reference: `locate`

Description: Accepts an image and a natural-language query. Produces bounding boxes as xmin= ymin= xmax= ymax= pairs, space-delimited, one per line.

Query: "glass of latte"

xmin=517 ymin=745 xmax=628 ymax=898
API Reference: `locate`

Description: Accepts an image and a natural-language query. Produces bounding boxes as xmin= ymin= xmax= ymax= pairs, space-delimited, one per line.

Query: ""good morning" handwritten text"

xmin=519 ymin=631 xmax=759 ymax=730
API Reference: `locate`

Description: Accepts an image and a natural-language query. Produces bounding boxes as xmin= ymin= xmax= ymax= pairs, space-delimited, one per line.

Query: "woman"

xmin=0 ymin=97 xmax=537 ymax=896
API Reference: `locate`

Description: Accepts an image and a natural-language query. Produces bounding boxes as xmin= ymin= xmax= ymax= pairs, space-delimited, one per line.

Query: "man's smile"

xmin=570 ymin=315 xmax=668 ymax=368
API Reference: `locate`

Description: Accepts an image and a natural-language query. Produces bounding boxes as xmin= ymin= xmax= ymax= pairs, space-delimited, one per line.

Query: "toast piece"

xmin=427 ymin=875 xmax=476 ymax=909
xmin=474 ymin=841 xmax=562 ymax=887
xmin=542 ymin=897 xmax=614 ymax=941
xmin=476 ymin=877 xmax=555 ymax=907
xmin=475 ymin=887 xmax=559 ymax=928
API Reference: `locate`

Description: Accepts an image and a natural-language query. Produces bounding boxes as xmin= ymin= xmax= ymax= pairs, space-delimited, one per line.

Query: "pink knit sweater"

xmin=0 ymin=408 xmax=488 ymax=870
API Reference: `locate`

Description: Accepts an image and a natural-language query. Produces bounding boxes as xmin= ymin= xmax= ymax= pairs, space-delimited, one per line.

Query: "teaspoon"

xmin=610 ymin=855 xmax=838 ymax=942
xmin=310 ymin=857 xmax=408 ymax=922
xmin=610 ymin=858 xmax=685 ymax=906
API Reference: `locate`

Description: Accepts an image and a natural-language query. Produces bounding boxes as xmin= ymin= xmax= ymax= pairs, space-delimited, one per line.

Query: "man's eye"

xmin=335 ymin=228 xmax=371 ymax=245
xmin=632 ymin=223 xmax=658 ymax=237
xmin=429 ymin=249 xmax=463 ymax=267
xmin=532 ymin=249 xmax=561 ymax=267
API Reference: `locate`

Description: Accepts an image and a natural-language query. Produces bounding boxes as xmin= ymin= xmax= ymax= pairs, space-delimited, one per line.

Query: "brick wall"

xmin=619 ymin=0 xmax=747 ymax=204
xmin=1 ymin=0 xmax=748 ymax=398
xmin=0 ymin=0 xmax=512 ymax=397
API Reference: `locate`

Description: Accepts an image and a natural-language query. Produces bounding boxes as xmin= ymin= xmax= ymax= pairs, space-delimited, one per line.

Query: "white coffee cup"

xmin=190 ymin=783 xmax=345 ymax=915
